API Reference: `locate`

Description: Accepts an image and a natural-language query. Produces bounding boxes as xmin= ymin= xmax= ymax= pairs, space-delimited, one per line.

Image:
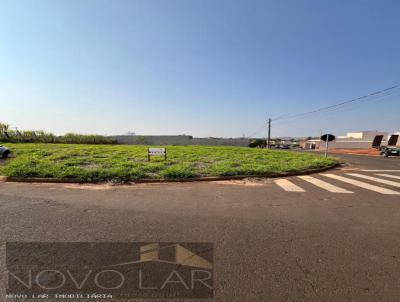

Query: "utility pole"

xmin=267 ymin=118 xmax=271 ymax=149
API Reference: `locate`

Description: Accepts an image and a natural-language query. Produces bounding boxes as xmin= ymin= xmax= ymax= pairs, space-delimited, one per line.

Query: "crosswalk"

xmin=274 ymin=171 xmax=400 ymax=195
xmin=376 ymin=174 xmax=400 ymax=180
xmin=345 ymin=173 xmax=400 ymax=188
xmin=297 ymin=175 xmax=353 ymax=193
xmin=275 ymin=179 xmax=305 ymax=192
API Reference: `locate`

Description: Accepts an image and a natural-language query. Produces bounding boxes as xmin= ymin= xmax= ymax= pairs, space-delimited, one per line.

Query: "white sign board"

xmin=149 ymin=148 xmax=166 ymax=155
xmin=148 ymin=148 xmax=166 ymax=160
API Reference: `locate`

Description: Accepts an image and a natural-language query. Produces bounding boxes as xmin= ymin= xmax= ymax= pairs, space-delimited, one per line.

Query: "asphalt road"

xmin=327 ymin=152 xmax=400 ymax=170
xmin=1 ymin=154 xmax=400 ymax=301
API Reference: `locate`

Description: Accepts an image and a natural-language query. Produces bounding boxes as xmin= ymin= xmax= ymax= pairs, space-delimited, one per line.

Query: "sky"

xmin=1 ymin=0 xmax=399 ymax=138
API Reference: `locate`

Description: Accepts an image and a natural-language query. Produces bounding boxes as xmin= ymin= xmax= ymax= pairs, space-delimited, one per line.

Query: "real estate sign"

xmin=148 ymin=148 xmax=167 ymax=161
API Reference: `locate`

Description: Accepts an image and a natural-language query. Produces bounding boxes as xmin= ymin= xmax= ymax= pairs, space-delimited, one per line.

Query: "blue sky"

xmin=1 ymin=0 xmax=399 ymax=138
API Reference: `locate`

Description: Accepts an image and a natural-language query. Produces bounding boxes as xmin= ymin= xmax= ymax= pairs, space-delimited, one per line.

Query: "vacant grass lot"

xmin=0 ymin=144 xmax=337 ymax=182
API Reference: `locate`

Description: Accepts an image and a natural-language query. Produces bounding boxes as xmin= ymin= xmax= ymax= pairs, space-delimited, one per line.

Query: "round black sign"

xmin=320 ymin=134 xmax=335 ymax=142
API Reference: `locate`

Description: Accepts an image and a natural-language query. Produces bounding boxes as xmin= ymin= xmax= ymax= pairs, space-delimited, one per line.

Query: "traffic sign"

xmin=321 ymin=134 xmax=335 ymax=142
xmin=320 ymin=134 xmax=335 ymax=157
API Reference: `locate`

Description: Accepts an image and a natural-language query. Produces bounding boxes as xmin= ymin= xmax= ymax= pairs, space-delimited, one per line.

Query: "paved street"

xmin=1 ymin=154 xmax=400 ymax=301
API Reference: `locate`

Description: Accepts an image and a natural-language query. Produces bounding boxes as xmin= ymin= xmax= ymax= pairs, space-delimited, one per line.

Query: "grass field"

xmin=0 ymin=143 xmax=337 ymax=182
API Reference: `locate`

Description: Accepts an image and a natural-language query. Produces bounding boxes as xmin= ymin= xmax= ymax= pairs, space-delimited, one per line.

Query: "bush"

xmin=249 ymin=139 xmax=267 ymax=148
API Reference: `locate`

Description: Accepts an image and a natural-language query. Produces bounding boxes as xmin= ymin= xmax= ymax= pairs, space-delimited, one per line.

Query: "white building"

xmin=318 ymin=131 xmax=389 ymax=150
xmin=384 ymin=132 xmax=400 ymax=147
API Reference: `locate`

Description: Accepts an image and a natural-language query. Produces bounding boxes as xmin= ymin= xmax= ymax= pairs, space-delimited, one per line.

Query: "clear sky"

xmin=1 ymin=0 xmax=399 ymax=138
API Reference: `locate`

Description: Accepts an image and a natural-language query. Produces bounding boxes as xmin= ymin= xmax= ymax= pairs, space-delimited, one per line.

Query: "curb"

xmin=0 ymin=163 xmax=341 ymax=184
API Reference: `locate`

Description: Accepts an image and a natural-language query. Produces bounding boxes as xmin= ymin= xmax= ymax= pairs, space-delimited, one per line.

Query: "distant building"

xmin=384 ymin=132 xmax=400 ymax=147
xmin=299 ymin=139 xmax=320 ymax=149
xmin=302 ymin=131 xmax=394 ymax=150
xmin=336 ymin=131 xmax=387 ymax=141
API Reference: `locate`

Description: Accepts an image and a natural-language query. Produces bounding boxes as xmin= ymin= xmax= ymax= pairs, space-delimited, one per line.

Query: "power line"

xmin=247 ymin=123 xmax=266 ymax=138
xmin=273 ymin=84 xmax=400 ymax=123
xmin=274 ymin=88 xmax=400 ymax=125
xmin=244 ymin=83 xmax=400 ymax=139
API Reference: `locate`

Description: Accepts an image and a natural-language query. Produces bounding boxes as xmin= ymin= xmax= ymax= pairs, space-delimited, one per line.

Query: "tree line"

xmin=0 ymin=123 xmax=116 ymax=144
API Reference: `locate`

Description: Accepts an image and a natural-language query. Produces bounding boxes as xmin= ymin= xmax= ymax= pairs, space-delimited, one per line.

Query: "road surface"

xmin=1 ymin=153 xmax=400 ymax=301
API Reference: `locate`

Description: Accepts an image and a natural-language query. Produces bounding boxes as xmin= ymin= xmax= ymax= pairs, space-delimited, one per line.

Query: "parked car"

xmin=380 ymin=146 xmax=400 ymax=157
xmin=0 ymin=145 xmax=11 ymax=158
xmin=273 ymin=144 xmax=290 ymax=149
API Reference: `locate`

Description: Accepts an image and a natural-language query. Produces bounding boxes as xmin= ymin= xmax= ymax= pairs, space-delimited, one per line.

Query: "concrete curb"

xmin=0 ymin=163 xmax=341 ymax=184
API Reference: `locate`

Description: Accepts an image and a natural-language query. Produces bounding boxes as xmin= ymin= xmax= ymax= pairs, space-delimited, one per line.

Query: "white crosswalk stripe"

xmin=376 ymin=174 xmax=400 ymax=180
xmin=320 ymin=174 xmax=400 ymax=195
xmin=346 ymin=173 xmax=400 ymax=188
xmin=297 ymin=175 xmax=353 ymax=193
xmin=359 ymin=169 xmax=400 ymax=172
xmin=274 ymin=179 xmax=305 ymax=192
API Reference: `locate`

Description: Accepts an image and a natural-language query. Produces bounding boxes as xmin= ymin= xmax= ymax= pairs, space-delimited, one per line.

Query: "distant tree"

xmin=249 ymin=139 xmax=267 ymax=148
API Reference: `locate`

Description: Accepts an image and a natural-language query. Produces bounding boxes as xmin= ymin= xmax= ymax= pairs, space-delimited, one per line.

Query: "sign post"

xmin=148 ymin=148 xmax=167 ymax=161
xmin=325 ymin=138 xmax=329 ymax=158
xmin=320 ymin=134 xmax=335 ymax=157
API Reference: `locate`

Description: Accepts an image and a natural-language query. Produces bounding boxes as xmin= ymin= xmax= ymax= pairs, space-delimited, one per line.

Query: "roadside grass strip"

xmin=321 ymin=174 xmax=400 ymax=195
xmin=376 ymin=174 xmax=400 ymax=180
xmin=346 ymin=173 xmax=400 ymax=188
xmin=297 ymin=175 xmax=353 ymax=193
xmin=0 ymin=143 xmax=337 ymax=182
xmin=274 ymin=179 xmax=305 ymax=192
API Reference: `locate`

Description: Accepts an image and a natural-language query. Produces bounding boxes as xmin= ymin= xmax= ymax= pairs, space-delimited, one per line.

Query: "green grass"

xmin=0 ymin=143 xmax=337 ymax=182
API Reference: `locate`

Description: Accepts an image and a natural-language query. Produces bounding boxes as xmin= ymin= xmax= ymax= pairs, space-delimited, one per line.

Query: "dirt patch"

xmin=60 ymin=183 xmax=124 ymax=190
xmin=216 ymin=178 xmax=272 ymax=186
xmin=328 ymin=148 xmax=380 ymax=156
xmin=0 ymin=158 xmax=10 ymax=165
